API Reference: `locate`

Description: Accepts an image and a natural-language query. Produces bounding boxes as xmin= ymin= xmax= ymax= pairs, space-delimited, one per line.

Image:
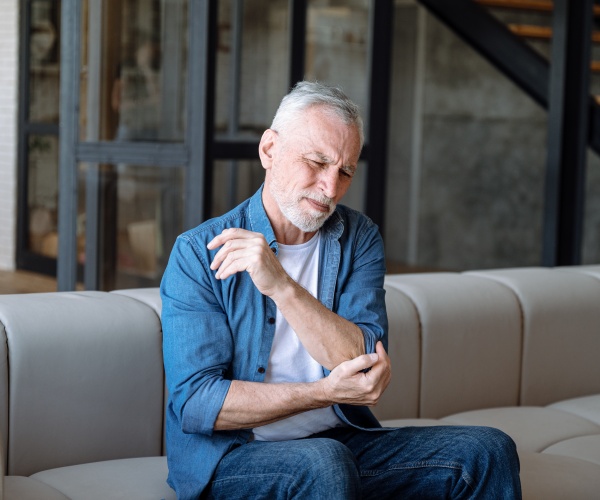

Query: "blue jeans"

xmin=206 ymin=425 xmax=522 ymax=499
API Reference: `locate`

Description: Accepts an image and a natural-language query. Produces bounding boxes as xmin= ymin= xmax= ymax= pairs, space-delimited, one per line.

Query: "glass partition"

xmin=212 ymin=160 xmax=265 ymax=218
xmin=79 ymin=162 xmax=184 ymax=290
xmin=214 ymin=0 xmax=289 ymax=141
xmin=28 ymin=0 xmax=61 ymax=123
xmin=79 ymin=0 xmax=188 ymax=142
xmin=26 ymin=135 xmax=60 ymax=258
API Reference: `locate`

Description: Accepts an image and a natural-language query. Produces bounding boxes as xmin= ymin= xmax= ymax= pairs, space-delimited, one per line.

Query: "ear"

xmin=258 ymin=129 xmax=278 ymax=171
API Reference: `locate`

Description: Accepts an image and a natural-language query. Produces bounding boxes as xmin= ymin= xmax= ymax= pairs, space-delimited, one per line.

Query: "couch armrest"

xmin=1 ymin=428 xmax=4 ymax=500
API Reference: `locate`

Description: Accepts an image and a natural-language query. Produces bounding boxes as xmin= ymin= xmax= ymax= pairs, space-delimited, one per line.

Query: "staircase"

xmin=475 ymin=0 xmax=600 ymax=100
xmin=415 ymin=0 xmax=597 ymax=266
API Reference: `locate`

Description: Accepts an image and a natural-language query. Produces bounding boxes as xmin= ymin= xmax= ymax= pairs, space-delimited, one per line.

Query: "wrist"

xmin=313 ymin=378 xmax=334 ymax=408
xmin=270 ymin=273 xmax=300 ymax=304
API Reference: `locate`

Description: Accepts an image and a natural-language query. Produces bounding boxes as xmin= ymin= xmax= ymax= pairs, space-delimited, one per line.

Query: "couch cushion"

xmin=467 ymin=268 xmax=600 ymax=406
xmin=0 ymin=291 xmax=165 ymax=476
xmin=549 ymin=394 xmax=600 ymax=426
xmin=384 ymin=273 xmax=522 ymax=418
xmin=3 ymin=476 xmax=70 ymax=500
xmin=372 ymin=282 xmax=421 ymax=420
xmin=556 ymin=264 xmax=600 ymax=282
xmin=31 ymin=457 xmax=176 ymax=500
xmin=111 ymin=288 xmax=162 ymax=316
xmin=519 ymin=451 xmax=600 ymax=499
xmin=543 ymin=435 xmax=600 ymax=467
xmin=441 ymin=407 xmax=600 ymax=453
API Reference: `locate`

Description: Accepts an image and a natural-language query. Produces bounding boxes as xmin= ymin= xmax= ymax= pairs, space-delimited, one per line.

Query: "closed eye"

xmin=308 ymin=159 xmax=326 ymax=169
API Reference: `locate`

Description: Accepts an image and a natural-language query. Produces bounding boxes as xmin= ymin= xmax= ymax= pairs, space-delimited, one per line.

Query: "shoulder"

xmin=161 ymin=199 xmax=253 ymax=294
xmin=178 ymin=199 xmax=252 ymax=251
xmin=332 ymin=204 xmax=380 ymax=242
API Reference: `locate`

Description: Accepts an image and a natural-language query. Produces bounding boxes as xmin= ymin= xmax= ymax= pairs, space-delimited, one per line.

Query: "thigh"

xmin=316 ymin=425 xmax=521 ymax=500
xmin=206 ymin=438 xmax=360 ymax=500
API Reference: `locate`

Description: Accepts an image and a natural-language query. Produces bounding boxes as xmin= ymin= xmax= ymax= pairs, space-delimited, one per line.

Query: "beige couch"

xmin=1 ymin=266 xmax=600 ymax=498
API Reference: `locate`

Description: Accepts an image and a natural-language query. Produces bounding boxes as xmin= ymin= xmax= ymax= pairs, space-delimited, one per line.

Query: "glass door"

xmin=77 ymin=0 xmax=188 ymax=289
xmin=57 ymin=0 xmax=200 ymax=291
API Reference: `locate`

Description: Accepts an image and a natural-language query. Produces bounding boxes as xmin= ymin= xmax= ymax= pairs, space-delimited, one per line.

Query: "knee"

xmin=477 ymin=427 xmax=518 ymax=462
xmin=459 ymin=426 xmax=520 ymax=474
xmin=292 ymin=439 xmax=360 ymax=498
xmin=458 ymin=427 xmax=522 ymax=498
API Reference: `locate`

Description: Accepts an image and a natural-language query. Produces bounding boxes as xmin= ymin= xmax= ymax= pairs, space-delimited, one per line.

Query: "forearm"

xmin=214 ymin=379 xmax=329 ymax=430
xmin=272 ymin=276 xmax=365 ymax=370
xmin=215 ymin=343 xmax=391 ymax=431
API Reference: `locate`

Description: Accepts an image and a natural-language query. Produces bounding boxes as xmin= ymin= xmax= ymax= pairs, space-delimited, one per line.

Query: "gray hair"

xmin=270 ymin=81 xmax=364 ymax=148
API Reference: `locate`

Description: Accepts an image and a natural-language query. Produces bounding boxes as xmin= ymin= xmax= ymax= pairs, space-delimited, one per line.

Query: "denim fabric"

xmin=160 ymin=186 xmax=388 ymax=499
xmin=206 ymin=426 xmax=522 ymax=499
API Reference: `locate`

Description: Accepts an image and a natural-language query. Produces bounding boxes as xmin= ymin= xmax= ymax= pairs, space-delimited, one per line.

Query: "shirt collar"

xmin=248 ymin=185 xmax=278 ymax=250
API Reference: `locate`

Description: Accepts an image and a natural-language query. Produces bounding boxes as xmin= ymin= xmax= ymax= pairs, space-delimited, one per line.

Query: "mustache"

xmin=301 ymin=192 xmax=335 ymax=209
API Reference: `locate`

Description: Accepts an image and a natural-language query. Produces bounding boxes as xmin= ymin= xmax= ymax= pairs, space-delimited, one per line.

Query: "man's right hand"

xmin=319 ymin=341 xmax=391 ymax=407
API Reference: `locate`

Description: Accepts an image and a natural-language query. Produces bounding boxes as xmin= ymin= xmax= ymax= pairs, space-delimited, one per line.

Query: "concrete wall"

xmin=382 ymin=4 xmax=600 ymax=271
xmin=417 ymin=11 xmax=548 ymax=270
xmin=0 ymin=1 xmax=19 ymax=270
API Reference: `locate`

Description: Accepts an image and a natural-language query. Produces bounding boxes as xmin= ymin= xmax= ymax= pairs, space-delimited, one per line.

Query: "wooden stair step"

xmin=475 ymin=0 xmax=600 ymax=16
xmin=508 ymin=24 xmax=600 ymax=43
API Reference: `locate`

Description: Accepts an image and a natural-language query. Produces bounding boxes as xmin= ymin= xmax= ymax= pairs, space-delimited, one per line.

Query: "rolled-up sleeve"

xmin=336 ymin=218 xmax=388 ymax=355
xmin=161 ymin=236 xmax=232 ymax=436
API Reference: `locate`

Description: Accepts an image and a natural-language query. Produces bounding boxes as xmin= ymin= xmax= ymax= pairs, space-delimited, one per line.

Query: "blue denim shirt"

xmin=160 ymin=186 xmax=388 ymax=499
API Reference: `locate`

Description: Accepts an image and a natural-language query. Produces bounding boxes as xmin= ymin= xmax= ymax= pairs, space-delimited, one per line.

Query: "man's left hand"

xmin=207 ymin=228 xmax=288 ymax=297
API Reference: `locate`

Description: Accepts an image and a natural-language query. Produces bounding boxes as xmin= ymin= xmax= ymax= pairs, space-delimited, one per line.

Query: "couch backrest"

xmin=0 ymin=291 xmax=165 ymax=476
xmin=3 ymin=266 xmax=600 ymax=475
xmin=374 ymin=266 xmax=600 ymax=421
xmin=377 ymin=272 xmax=522 ymax=420
xmin=467 ymin=267 xmax=600 ymax=407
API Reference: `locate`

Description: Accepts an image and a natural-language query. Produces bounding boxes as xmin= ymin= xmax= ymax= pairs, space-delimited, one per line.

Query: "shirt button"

xmin=268 ymin=317 xmax=275 ymax=324
xmin=271 ymin=247 xmax=276 ymax=253
xmin=258 ymin=367 xmax=265 ymax=374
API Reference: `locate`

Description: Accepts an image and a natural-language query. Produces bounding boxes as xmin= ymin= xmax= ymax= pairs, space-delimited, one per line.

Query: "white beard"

xmin=269 ymin=172 xmax=335 ymax=233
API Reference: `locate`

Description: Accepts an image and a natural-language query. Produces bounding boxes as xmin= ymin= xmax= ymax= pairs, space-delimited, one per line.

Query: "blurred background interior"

xmin=1 ymin=0 xmax=599 ymax=292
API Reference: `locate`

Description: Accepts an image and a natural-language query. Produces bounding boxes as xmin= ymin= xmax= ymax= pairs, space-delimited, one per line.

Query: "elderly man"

xmin=160 ymin=81 xmax=522 ymax=499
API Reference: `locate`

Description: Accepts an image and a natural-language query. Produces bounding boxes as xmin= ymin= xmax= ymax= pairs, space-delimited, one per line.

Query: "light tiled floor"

xmin=0 ymin=269 xmax=59 ymax=294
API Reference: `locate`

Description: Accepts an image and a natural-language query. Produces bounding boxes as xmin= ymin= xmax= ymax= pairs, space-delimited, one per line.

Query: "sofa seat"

xmin=30 ymin=457 xmax=176 ymax=500
xmin=381 ymin=394 xmax=600 ymax=498
xmin=3 ymin=476 xmax=70 ymax=500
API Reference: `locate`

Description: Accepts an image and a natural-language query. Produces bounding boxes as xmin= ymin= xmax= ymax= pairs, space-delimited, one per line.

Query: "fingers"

xmin=324 ymin=341 xmax=390 ymax=407
xmin=210 ymin=239 xmax=257 ymax=273
xmin=333 ymin=341 xmax=386 ymax=377
xmin=208 ymin=229 xmax=269 ymax=278
xmin=212 ymin=247 xmax=248 ymax=279
xmin=336 ymin=351 xmax=379 ymax=376
xmin=375 ymin=341 xmax=390 ymax=365
xmin=207 ymin=228 xmax=257 ymax=250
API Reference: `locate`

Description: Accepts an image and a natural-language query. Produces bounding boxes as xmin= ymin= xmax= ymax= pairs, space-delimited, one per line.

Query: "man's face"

xmin=265 ymin=106 xmax=362 ymax=233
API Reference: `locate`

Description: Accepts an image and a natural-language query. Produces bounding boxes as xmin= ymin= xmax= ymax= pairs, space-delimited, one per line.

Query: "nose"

xmin=319 ymin=165 xmax=339 ymax=200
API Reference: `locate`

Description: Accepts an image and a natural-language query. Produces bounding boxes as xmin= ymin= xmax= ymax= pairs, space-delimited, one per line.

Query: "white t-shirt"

xmin=253 ymin=231 xmax=344 ymax=441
